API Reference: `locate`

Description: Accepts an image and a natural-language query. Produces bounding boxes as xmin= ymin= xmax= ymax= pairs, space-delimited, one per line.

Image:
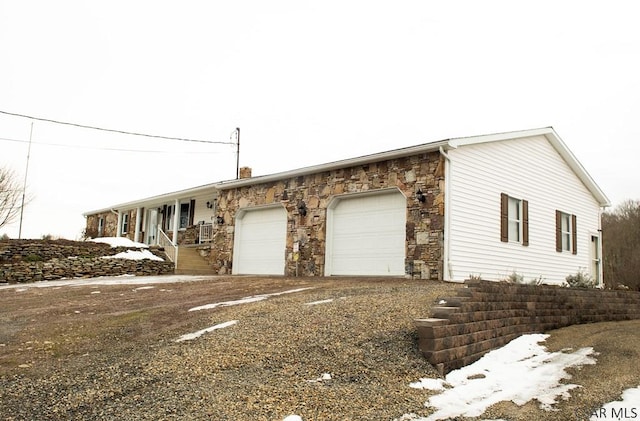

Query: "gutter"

xmin=439 ymin=145 xmax=453 ymax=281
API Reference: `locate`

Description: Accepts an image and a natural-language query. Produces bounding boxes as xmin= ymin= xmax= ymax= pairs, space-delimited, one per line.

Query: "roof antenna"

xmin=232 ymin=127 xmax=240 ymax=179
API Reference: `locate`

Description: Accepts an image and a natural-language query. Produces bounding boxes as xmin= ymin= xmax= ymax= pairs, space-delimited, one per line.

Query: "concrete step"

xmin=175 ymin=246 xmax=217 ymax=275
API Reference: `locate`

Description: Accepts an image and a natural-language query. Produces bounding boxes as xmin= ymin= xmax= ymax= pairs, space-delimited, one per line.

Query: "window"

xmin=179 ymin=202 xmax=190 ymax=229
xmin=556 ymin=210 xmax=577 ymax=254
xmin=165 ymin=200 xmax=195 ymax=231
xmin=500 ymin=193 xmax=528 ymax=245
xmin=98 ymin=217 xmax=104 ymax=237
xmin=121 ymin=213 xmax=129 ymax=235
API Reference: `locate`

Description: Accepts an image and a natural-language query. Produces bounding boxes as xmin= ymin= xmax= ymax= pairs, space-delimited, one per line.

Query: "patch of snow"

xmin=407 ymin=333 xmax=597 ymax=420
xmin=590 ymin=385 xmax=640 ymax=420
xmin=133 ymin=286 xmax=155 ymax=291
xmin=88 ymin=237 xmax=149 ymax=248
xmin=283 ymin=416 xmax=303 ymax=421
xmin=410 ymin=378 xmax=446 ymax=391
xmin=304 ymin=299 xmax=334 ymax=306
xmin=175 ymin=320 xmax=238 ymax=342
xmin=90 ymin=291 xmax=101 ymax=294
xmin=0 ymin=274 xmax=218 ymax=290
xmin=188 ymin=287 xmax=314 ymax=312
xmin=101 ymin=249 xmax=164 ymax=261
xmin=307 ymin=373 xmax=332 ymax=383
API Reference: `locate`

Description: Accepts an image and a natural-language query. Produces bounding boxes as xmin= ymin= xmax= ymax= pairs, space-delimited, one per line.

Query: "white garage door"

xmin=326 ymin=190 xmax=406 ymax=276
xmin=232 ymin=206 xmax=287 ymax=275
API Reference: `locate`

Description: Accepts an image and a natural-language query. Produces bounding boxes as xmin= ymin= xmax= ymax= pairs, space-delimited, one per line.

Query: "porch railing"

xmin=158 ymin=227 xmax=178 ymax=266
xmin=199 ymin=223 xmax=214 ymax=244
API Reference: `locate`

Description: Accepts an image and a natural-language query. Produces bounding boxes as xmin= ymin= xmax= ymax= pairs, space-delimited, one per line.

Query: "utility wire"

xmin=0 ymin=136 xmax=231 ymax=154
xmin=0 ymin=110 xmax=235 ymax=145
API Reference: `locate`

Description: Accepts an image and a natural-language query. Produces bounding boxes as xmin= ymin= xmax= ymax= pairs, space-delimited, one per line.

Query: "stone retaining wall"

xmin=0 ymin=240 xmax=174 ymax=283
xmin=416 ymin=280 xmax=640 ymax=374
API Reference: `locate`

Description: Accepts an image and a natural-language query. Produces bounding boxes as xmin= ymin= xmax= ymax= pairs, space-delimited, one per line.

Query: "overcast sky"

xmin=1 ymin=1 xmax=639 ymax=239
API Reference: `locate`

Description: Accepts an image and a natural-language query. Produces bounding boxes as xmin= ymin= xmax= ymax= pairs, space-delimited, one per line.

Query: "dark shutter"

xmin=188 ymin=199 xmax=196 ymax=226
xmin=500 ymin=193 xmax=509 ymax=242
xmin=571 ymin=214 xmax=578 ymax=255
xmin=522 ymin=200 xmax=529 ymax=246
xmin=555 ymin=210 xmax=562 ymax=252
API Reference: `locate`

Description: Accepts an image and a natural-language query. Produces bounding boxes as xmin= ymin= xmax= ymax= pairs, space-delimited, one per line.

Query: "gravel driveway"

xmin=1 ymin=276 xmax=639 ymax=420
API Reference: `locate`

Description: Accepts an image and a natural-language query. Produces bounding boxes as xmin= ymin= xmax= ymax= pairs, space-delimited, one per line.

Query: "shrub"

xmin=502 ymin=271 xmax=544 ymax=285
xmin=564 ymin=269 xmax=597 ymax=288
xmin=502 ymin=271 xmax=524 ymax=284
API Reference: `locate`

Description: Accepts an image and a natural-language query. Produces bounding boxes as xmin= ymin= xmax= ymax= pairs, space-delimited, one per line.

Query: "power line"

xmin=0 ymin=136 xmax=231 ymax=154
xmin=0 ymin=110 xmax=235 ymax=145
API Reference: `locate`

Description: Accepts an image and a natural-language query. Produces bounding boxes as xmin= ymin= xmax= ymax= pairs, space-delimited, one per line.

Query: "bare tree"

xmin=602 ymin=199 xmax=640 ymax=290
xmin=0 ymin=167 xmax=24 ymax=229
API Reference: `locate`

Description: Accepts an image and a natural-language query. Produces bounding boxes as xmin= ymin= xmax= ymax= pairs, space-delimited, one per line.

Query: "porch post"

xmin=172 ymin=199 xmax=180 ymax=245
xmin=134 ymin=207 xmax=142 ymax=243
xmin=116 ymin=211 xmax=123 ymax=238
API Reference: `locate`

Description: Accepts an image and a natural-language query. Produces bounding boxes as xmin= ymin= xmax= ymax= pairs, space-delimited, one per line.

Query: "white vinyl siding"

xmin=447 ymin=135 xmax=601 ymax=284
xmin=325 ymin=189 xmax=406 ymax=276
xmin=232 ymin=206 xmax=287 ymax=275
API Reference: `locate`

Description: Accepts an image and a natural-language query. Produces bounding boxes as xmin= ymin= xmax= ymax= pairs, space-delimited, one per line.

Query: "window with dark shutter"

xmin=189 ymin=199 xmax=196 ymax=226
xmin=555 ymin=210 xmax=562 ymax=252
xmin=571 ymin=214 xmax=577 ymax=255
xmin=501 ymin=193 xmax=528 ymax=245
xmin=500 ymin=193 xmax=509 ymax=242
xmin=522 ymin=200 xmax=529 ymax=246
xmin=556 ymin=210 xmax=577 ymax=253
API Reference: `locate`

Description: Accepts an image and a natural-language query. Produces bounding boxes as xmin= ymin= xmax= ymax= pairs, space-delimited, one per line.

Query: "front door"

xmin=146 ymin=209 xmax=158 ymax=245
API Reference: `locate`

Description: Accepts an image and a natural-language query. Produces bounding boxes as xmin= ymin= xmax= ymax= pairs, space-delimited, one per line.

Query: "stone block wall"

xmin=416 ymin=280 xmax=640 ymax=374
xmin=0 ymin=239 xmax=174 ymax=283
xmin=210 ymin=152 xmax=446 ymax=277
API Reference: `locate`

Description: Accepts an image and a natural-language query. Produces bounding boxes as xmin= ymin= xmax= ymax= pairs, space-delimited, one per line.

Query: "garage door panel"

xmin=233 ymin=207 xmax=286 ymax=275
xmin=327 ymin=191 xmax=406 ymax=276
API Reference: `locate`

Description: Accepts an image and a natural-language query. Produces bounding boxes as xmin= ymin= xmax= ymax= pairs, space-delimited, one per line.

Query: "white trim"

xmin=440 ymin=147 xmax=453 ymax=281
xmin=134 ymin=207 xmax=142 ymax=243
xmin=172 ymin=199 xmax=180 ymax=246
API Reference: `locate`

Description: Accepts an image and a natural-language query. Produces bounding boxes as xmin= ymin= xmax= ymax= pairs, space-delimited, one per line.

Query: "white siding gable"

xmin=447 ymin=135 xmax=602 ymax=284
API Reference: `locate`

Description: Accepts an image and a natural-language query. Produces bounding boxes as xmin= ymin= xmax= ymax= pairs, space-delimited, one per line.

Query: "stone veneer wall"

xmin=85 ymin=211 xmax=121 ymax=239
xmin=210 ymin=152 xmax=446 ymax=277
xmin=0 ymin=239 xmax=174 ymax=283
xmin=416 ymin=280 xmax=640 ymax=374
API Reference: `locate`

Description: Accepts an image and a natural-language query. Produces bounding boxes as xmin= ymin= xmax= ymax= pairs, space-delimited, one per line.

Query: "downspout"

xmin=439 ymin=146 xmax=453 ymax=281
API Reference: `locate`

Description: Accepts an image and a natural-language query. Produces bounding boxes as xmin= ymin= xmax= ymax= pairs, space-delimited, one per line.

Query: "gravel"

xmin=2 ymin=277 xmax=639 ymax=420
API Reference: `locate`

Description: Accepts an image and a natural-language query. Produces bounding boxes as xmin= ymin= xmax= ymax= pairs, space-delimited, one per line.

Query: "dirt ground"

xmin=1 ymin=276 xmax=639 ymax=420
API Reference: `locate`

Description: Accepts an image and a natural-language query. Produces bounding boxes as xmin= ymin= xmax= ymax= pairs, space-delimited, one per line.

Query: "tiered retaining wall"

xmin=0 ymin=240 xmax=174 ymax=283
xmin=416 ymin=280 xmax=640 ymax=374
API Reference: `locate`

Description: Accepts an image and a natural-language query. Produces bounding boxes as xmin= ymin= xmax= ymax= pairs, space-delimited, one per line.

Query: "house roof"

xmin=83 ymin=127 xmax=609 ymax=216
